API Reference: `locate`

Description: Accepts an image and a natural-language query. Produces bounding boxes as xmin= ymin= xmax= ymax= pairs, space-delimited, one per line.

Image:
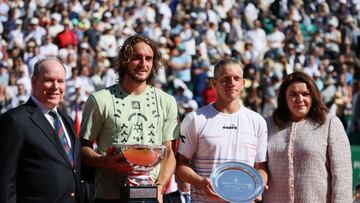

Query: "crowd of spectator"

xmin=0 ymin=0 xmax=359 ymax=136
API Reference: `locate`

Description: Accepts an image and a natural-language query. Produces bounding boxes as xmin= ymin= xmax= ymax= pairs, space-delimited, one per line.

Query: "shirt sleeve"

xmin=162 ymin=95 xmax=179 ymax=142
xmin=178 ymin=112 xmax=197 ymax=159
xmin=255 ymin=116 xmax=268 ymax=163
xmin=0 ymin=113 xmax=22 ymax=203
xmin=80 ymin=95 xmax=102 ymax=142
xmin=328 ymin=116 xmax=352 ymax=203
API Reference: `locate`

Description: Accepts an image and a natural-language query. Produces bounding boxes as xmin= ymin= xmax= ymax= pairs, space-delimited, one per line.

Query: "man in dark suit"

xmin=0 ymin=58 xmax=81 ymax=203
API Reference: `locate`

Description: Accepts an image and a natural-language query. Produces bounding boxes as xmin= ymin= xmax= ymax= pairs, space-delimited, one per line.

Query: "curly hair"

xmin=115 ymin=34 xmax=162 ymax=84
xmin=273 ymin=71 xmax=328 ymax=128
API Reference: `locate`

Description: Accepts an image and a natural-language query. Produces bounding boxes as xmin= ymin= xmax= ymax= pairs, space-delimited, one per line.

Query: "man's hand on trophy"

xmin=105 ymin=147 xmax=134 ymax=173
xmin=156 ymin=183 xmax=165 ymax=203
xmin=198 ymin=178 xmax=220 ymax=199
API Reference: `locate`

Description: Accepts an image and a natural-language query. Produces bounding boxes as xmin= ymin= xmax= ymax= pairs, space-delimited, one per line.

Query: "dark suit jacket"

xmin=0 ymin=99 xmax=82 ymax=203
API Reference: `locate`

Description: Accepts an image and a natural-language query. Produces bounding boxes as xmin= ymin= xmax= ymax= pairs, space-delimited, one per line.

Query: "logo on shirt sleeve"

xmin=179 ymin=134 xmax=186 ymax=143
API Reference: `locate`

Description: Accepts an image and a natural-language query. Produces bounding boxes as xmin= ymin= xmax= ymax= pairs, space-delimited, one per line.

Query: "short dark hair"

xmin=115 ymin=34 xmax=162 ymax=84
xmin=32 ymin=57 xmax=65 ymax=78
xmin=213 ymin=58 xmax=243 ymax=78
xmin=273 ymin=71 xmax=328 ymax=128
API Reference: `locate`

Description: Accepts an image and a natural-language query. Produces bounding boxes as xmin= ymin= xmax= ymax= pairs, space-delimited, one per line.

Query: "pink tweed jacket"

xmin=264 ymin=114 xmax=352 ymax=203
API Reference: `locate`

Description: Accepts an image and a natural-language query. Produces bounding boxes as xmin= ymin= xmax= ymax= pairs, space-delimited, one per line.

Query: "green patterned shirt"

xmin=81 ymin=84 xmax=179 ymax=199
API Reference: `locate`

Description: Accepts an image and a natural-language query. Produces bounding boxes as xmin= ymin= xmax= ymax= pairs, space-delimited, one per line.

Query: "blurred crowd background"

xmin=0 ymin=0 xmax=359 ymax=137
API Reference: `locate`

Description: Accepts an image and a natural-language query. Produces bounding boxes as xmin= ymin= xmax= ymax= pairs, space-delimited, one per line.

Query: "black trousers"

xmin=94 ymin=190 xmax=181 ymax=203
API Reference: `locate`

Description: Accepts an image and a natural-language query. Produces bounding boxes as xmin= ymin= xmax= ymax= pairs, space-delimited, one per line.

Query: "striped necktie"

xmin=49 ymin=110 xmax=74 ymax=167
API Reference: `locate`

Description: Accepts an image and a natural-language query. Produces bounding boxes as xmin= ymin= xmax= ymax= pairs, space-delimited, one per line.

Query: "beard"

xmin=124 ymin=66 xmax=152 ymax=83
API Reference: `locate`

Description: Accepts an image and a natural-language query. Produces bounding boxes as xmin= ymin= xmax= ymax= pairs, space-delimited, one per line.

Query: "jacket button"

xmin=73 ymin=169 xmax=76 ymax=173
xmin=70 ymin=192 xmax=75 ymax=198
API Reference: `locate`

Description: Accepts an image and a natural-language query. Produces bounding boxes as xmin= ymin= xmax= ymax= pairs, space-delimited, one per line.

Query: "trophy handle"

xmin=150 ymin=147 xmax=167 ymax=167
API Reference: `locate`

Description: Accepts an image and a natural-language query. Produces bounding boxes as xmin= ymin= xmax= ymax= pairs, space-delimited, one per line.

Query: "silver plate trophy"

xmin=113 ymin=144 xmax=166 ymax=202
xmin=210 ymin=162 xmax=264 ymax=203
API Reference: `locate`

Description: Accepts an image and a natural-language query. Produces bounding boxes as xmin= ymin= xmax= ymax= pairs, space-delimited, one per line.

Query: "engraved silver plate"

xmin=210 ymin=162 xmax=264 ymax=203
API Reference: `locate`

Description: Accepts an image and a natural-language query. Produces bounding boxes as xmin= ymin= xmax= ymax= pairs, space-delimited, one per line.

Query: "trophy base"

xmin=126 ymin=185 xmax=159 ymax=203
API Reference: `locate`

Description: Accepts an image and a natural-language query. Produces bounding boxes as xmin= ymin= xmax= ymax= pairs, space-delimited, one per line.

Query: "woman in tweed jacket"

xmin=263 ymin=72 xmax=352 ymax=203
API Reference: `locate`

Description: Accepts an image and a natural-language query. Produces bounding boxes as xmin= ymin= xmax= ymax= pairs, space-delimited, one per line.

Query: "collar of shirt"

xmin=31 ymin=95 xmax=58 ymax=115
xmin=31 ymin=96 xmax=73 ymax=148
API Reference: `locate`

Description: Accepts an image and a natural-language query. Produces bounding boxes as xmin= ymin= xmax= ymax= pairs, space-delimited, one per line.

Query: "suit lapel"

xmin=26 ymin=100 xmax=73 ymax=168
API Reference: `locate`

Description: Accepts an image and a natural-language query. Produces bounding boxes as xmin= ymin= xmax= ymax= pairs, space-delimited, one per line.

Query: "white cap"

xmin=183 ymin=99 xmax=198 ymax=110
xmin=173 ymin=78 xmax=188 ymax=90
xmin=93 ymin=12 xmax=101 ymax=20
xmin=190 ymin=12 xmax=197 ymax=18
xmin=122 ymin=27 xmax=132 ymax=35
xmin=296 ymin=44 xmax=305 ymax=53
xmin=328 ymin=17 xmax=338 ymax=27
xmin=51 ymin=13 xmax=62 ymax=22
xmin=30 ymin=17 xmax=39 ymax=25
xmin=15 ymin=19 xmax=22 ymax=25
xmin=222 ymin=22 xmax=231 ymax=33
xmin=159 ymin=36 xmax=167 ymax=44
xmin=104 ymin=11 xmax=112 ymax=18
xmin=80 ymin=42 xmax=89 ymax=49
xmin=327 ymin=65 xmax=334 ymax=72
